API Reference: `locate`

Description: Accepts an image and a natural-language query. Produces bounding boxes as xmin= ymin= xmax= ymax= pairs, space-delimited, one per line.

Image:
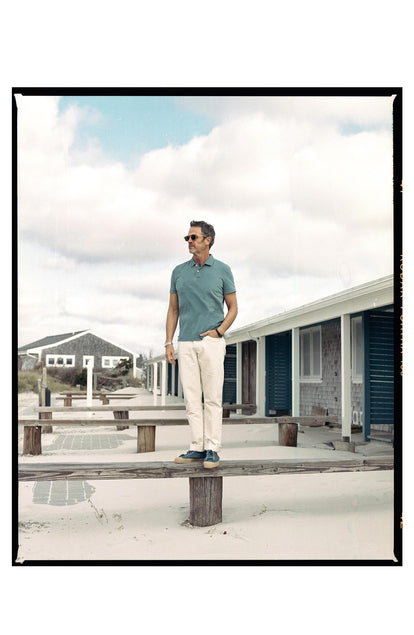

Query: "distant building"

xmin=18 ymin=329 xmax=144 ymax=378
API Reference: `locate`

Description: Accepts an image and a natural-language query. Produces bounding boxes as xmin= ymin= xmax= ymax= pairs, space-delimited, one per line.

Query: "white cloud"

xmin=17 ymin=95 xmax=394 ymax=355
xmin=178 ymin=95 xmax=394 ymax=129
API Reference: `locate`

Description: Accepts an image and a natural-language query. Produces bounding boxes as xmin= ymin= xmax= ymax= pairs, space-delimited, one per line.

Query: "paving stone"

xmin=32 ymin=480 xmax=96 ymax=506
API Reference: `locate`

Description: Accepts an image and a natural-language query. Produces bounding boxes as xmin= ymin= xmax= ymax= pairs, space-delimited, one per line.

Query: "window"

xmin=352 ymin=317 xmax=363 ymax=383
xmin=101 ymin=356 xmax=129 ymax=369
xmin=300 ymin=326 xmax=322 ymax=381
xmin=46 ymin=354 xmax=75 ymax=367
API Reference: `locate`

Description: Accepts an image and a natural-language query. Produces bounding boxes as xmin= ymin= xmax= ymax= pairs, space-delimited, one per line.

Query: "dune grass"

xmin=18 ymin=371 xmax=73 ymax=394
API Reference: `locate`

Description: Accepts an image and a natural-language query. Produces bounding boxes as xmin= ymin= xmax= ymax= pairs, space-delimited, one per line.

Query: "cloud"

xmin=178 ymin=95 xmax=394 ymax=129
xmin=17 ymin=97 xmax=393 ymax=265
xmin=17 ymin=94 xmax=394 ymax=354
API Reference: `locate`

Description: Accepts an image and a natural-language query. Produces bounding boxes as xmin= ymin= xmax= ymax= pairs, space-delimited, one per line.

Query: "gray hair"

xmin=190 ymin=220 xmax=215 ymax=248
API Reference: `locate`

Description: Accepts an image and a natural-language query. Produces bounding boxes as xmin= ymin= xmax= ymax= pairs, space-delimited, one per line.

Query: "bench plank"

xmin=35 ymin=403 xmax=256 ymax=413
xmin=19 ymin=417 xmax=295 ymax=427
xmin=18 ymin=457 xmax=394 ymax=482
xmin=275 ymin=416 xmax=338 ymax=424
xmin=35 ymin=405 xmax=187 ymax=412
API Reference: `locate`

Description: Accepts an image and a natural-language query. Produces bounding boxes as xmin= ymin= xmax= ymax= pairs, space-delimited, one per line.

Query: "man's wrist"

xmin=215 ymin=328 xmax=223 ymax=338
xmin=164 ymin=341 xmax=173 ymax=347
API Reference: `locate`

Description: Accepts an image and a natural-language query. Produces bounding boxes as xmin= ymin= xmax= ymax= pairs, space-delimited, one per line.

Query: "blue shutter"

xmin=223 ymin=344 xmax=237 ymax=403
xmin=363 ymin=310 xmax=394 ymax=438
xmin=265 ymin=332 xmax=292 ymax=416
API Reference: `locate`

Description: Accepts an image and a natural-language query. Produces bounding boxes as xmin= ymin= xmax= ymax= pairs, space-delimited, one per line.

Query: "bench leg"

xmin=278 ymin=422 xmax=298 ymax=447
xmin=40 ymin=412 xmax=53 ymax=434
xmin=189 ymin=476 xmax=223 ymax=527
xmin=23 ymin=426 xmax=42 ymax=455
xmin=113 ymin=410 xmax=129 ymax=430
xmin=64 ymin=397 xmax=72 ymax=407
xmin=137 ymin=426 xmax=156 ymax=453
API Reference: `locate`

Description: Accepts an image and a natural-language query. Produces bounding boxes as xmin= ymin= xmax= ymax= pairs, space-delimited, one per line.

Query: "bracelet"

xmin=164 ymin=341 xmax=173 ymax=347
xmin=215 ymin=329 xmax=223 ymax=338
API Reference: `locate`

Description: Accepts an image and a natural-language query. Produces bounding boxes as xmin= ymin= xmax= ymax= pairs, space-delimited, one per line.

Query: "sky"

xmin=16 ymin=92 xmax=395 ymax=358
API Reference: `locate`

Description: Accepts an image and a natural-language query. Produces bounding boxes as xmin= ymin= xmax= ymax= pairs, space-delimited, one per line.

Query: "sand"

xmin=16 ymin=388 xmax=396 ymax=563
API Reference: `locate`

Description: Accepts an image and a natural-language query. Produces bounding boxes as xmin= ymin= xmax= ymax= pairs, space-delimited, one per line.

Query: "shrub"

xmin=18 ymin=370 xmax=73 ymax=394
xmin=45 ymin=366 xmax=80 ymax=385
xmin=18 ymin=371 xmax=39 ymax=393
xmin=74 ymin=368 xmax=88 ymax=386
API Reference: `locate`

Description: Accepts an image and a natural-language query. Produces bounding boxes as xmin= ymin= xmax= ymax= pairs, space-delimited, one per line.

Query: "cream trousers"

xmin=177 ymin=336 xmax=227 ymax=452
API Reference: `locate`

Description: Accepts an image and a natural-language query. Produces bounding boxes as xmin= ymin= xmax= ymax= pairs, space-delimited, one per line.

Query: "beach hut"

xmin=147 ymin=275 xmax=395 ymax=442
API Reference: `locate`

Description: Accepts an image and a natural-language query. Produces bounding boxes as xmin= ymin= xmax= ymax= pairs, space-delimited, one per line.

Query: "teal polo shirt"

xmin=170 ymin=254 xmax=236 ymax=341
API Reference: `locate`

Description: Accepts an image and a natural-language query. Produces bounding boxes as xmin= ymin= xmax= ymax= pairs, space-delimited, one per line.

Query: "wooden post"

xmin=161 ymin=360 xmax=167 ymax=406
xmin=137 ymin=426 xmax=156 ymax=453
xmin=278 ymin=422 xmax=298 ymax=447
xmin=189 ymin=476 xmax=223 ymax=526
xmin=23 ymin=425 xmax=42 ymax=455
xmin=341 ymin=313 xmax=352 ymax=442
xmin=86 ymin=363 xmax=93 ymax=406
xmin=40 ymin=369 xmax=52 ymax=433
xmin=153 ymin=362 xmax=158 ymax=404
xmin=113 ymin=410 xmax=129 ymax=431
xmin=64 ymin=396 xmax=72 ymax=407
xmin=291 ymin=327 xmax=300 ymax=416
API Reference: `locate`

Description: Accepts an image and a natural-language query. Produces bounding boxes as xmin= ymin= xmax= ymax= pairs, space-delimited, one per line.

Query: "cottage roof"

xmin=224 ymin=274 xmax=393 ymax=344
xmin=18 ymin=331 xmax=88 ymax=353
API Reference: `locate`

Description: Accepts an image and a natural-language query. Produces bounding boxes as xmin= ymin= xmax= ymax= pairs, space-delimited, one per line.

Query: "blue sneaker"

xmin=203 ymin=450 xmax=220 ymax=469
xmin=175 ymin=450 xmax=206 ymax=464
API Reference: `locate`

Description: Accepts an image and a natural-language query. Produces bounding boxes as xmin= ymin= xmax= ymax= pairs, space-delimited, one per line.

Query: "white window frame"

xmin=101 ymin=356 xmax=129 ymax=369
xmin=46 ymin=354 xmax=75 ymax=367
xmin=351 ymin=316 xmax=363 ymax=383
xmin=300 ymin=326 xmax=322 ymax=382
xmin=83 ymin=355 xmax=95 ymax=368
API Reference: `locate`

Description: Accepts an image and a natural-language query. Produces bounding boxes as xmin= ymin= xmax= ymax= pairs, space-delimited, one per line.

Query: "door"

xmin=223 ymin=344 xmax=237 ymax=403
xmin=363 ymin=309 xmax=394 ymax=439
xmin=242 ymin=340 xmax=257 ymax=413
xmin=83 ymin=355 xmax=94 ymax=368
xmin=265 ymin=331 xmax=292 ymax=416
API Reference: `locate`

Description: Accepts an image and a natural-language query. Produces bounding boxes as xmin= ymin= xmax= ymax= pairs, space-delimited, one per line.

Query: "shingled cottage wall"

xmin=41 ymin=333 xmax=132 ymax=369
xmin=299 ymin=319 xmax=363 ymax=423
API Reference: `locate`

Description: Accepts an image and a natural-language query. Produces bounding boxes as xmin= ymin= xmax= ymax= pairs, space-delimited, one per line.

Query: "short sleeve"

xmin=222 ymin=265 xmax=236 ymax=295
xmin=170 ymin=269 xmax=177 ymax=294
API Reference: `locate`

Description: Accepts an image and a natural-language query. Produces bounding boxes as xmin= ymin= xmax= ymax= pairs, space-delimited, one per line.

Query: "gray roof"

xmin=18 ymin=331 xmax=88 ymax=353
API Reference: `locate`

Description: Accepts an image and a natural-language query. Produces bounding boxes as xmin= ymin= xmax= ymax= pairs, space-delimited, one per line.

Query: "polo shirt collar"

xmin=191 ymin=254 xmax=214 ymax=267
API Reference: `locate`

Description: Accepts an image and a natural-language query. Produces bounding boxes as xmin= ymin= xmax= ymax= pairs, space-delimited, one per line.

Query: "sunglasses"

xmin=184 ymin=234 xmax=205 ymax=242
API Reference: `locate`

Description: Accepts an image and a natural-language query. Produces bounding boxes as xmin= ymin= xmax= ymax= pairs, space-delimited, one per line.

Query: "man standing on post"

xmin=165 ymin=221 xmax=238 ymax=469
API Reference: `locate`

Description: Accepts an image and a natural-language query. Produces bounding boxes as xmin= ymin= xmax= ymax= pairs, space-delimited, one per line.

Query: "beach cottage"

xmin=147 ymin=275 xmax=395 ymax=442
xmin=18 ymin=330 xmax=143 ymax=378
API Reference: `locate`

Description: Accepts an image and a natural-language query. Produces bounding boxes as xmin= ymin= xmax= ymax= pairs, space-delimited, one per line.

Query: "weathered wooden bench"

xmin=57 ymin=392 xmax=138 ymax=406
xmin=18 ymin=456 xmax=394 ymax=527
xmin=20 ymin=398 xmax=324 ymax=454
xmin=19 ymin=412 xmax=302 ymax=455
